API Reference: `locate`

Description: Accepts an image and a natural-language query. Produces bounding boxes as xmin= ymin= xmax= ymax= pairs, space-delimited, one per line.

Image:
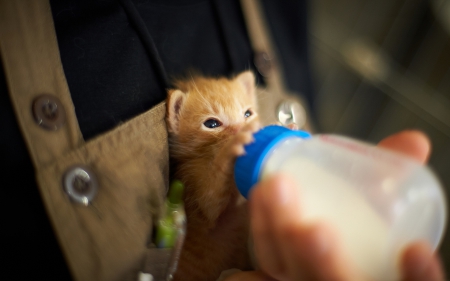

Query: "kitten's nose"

xmin=228 ymin=125 xmax=242 ymax=135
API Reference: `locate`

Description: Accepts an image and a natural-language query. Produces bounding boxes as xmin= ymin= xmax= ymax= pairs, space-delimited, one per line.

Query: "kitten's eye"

xmin=244 ymin=109 xmax=252 ymax=118
xmin=203 ymin=118 xmax=222 ymax=128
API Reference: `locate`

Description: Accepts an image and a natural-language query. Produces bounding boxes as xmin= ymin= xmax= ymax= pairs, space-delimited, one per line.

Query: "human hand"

xmin=242 ymin=130 xmax=445 ymax=281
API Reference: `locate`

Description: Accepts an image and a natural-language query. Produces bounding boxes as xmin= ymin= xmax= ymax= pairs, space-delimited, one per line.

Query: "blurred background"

xmin=309 ymin=0 xmax=450 ymax=271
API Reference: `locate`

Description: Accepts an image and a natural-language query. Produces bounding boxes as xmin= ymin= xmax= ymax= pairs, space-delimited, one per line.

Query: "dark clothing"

xmin=1 ymin=0 xmax=311 ymax=279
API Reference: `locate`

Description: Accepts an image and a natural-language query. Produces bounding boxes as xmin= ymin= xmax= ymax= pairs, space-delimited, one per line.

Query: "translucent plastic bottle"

xmin=234 ymin=125 xmax=447 ymax=281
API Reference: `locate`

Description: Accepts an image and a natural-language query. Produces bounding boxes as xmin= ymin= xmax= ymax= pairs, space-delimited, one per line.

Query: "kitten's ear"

xmin=167 ymin=89 xmax=186 ymax=134
xmin=235 ymin=71 xmax=255 ymax=98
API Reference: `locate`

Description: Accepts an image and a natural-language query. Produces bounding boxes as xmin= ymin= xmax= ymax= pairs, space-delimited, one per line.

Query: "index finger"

xmin=377 ymin=130 xmax=431 ymax=164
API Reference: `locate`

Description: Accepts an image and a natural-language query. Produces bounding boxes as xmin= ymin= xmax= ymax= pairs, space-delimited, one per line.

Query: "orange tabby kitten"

xmin=166 ymin=71 xmax=260 ymax=281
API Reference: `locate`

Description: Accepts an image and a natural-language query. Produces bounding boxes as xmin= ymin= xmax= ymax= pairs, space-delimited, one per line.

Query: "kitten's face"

xmin=167 ymin=71 xmax=258 ymax=152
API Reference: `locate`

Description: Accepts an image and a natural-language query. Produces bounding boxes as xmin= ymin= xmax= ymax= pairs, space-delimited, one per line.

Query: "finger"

xmin=264 ymin=177 xmax=314 ymax=281
xmin=401 ymin=242 xmax=445 ymax=281
xmin=285 ymin=223 xmax=347 ymax=280
xmin=377 ymin=130 xmax=431 ymax=164
xmin=249 ymin=175 xmax=292 ymax=279
xmin=255 ymin=174 xmax=360 ymax=281
xmin=282 ymin=220 xmax=365 ymax=281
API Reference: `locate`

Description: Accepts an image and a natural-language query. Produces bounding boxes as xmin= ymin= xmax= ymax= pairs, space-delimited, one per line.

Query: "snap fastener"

xmin=254 ymin=51 xmax=273 ymax=77
xmin=277 ymin=100 xmax=307 ymax=128
xmin=63 ymin=165 xmax=98 ymax=206
xmin=32 ymin=94 xmax=66 ymax=130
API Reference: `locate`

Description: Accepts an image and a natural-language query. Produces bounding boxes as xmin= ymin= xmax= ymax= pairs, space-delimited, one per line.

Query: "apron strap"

xmin=0 ymin=2 xmax=172 ymax=281
xmin=0 ymin=0 xmax=83 ymax=168
xmin=240 ymin=0 xmax=312 ymax=130
xmin=240 ymin=0 xmax=287 ymax=97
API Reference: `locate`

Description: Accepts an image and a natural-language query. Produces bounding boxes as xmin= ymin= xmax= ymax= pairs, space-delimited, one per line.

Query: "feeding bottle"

xmin=234 ymin=125 xmax=447 ymax=281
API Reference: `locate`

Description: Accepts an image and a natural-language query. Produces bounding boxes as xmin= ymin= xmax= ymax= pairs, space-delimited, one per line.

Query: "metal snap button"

xmin=63 ymin=165 xmax=98 ymax=206
xmin=254 ymin=51 xmax=273 ymax=77
xmin=32 ymin=94 xmax=66 ymax=130
xmin=277 ymin=100 xmax=307 ymax=128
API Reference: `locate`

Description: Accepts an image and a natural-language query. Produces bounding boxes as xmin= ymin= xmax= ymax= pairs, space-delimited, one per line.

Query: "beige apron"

xmin=0 ymin=0 xmax=311 ymax=280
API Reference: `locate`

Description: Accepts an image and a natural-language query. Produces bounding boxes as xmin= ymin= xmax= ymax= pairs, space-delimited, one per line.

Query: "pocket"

xmin=36 ymin=102 xmax=169 ymax=281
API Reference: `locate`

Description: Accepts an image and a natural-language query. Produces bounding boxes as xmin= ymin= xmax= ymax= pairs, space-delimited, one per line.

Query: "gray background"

xmin=310 ymin=0 xmax=450 ymax=272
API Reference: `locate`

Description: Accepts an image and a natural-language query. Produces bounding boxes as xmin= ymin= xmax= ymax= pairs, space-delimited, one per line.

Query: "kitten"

xmin=166 ymin=71 xmax=260 ymax=281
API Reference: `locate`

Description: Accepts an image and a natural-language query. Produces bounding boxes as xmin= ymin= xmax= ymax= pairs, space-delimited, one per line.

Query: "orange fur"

xmin=166 ymin=71 xmax=260 ymax=281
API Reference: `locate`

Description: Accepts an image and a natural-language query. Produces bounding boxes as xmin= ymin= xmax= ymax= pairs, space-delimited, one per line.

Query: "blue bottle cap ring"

xmin=234 ymin=125 xmax=311 ymax=199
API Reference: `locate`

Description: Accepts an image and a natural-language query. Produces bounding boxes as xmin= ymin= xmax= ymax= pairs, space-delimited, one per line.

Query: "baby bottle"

xmin=234 ymin=125 xmax=447 ymax=281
